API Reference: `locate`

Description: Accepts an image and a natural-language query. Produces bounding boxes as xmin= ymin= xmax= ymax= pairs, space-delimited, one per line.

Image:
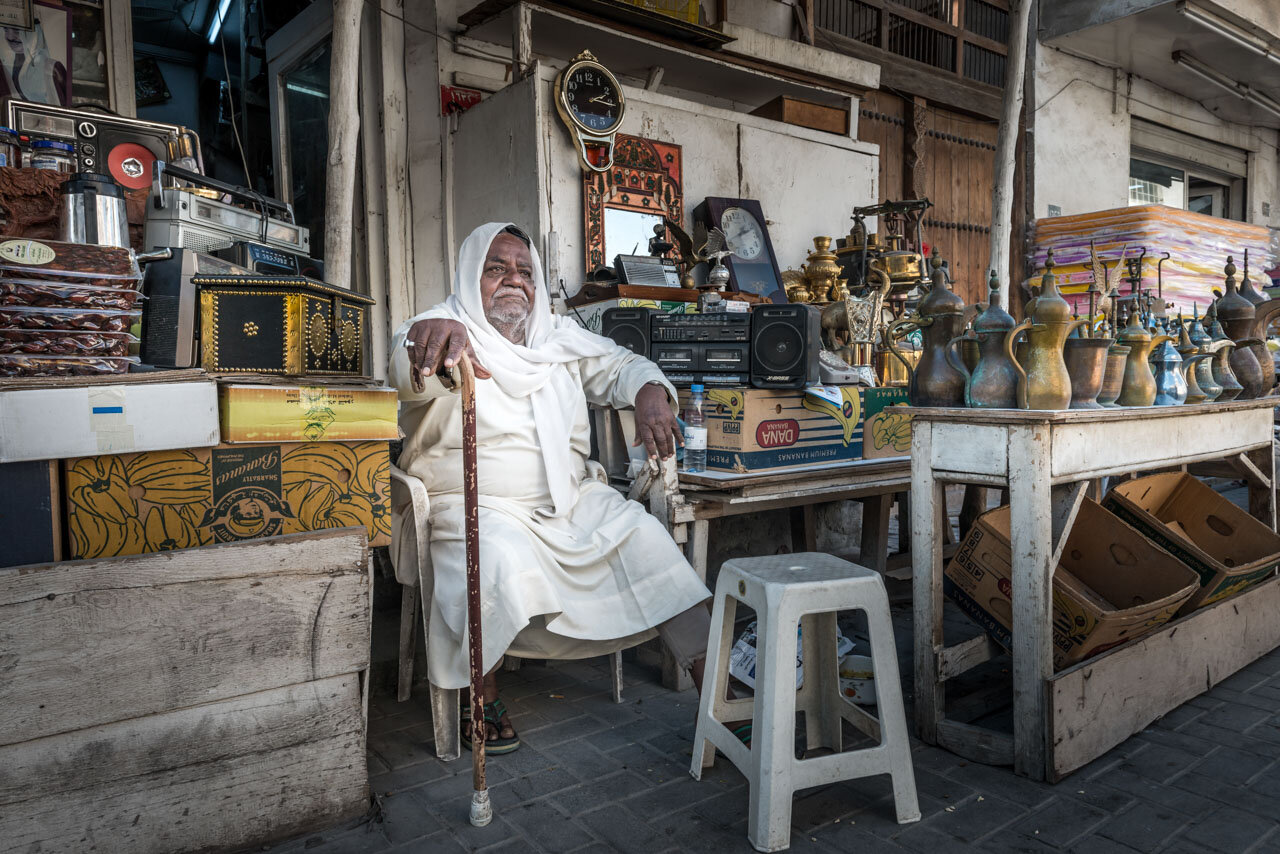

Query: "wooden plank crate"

xmin=0 ymin=528 xmax=372 ymax=853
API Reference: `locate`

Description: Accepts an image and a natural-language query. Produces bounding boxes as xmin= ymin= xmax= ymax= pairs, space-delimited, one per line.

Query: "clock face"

xmin=563 ymin=65 xmax=622 ymax=133
xmin=720 ymin=207 xmax=765 ymax=261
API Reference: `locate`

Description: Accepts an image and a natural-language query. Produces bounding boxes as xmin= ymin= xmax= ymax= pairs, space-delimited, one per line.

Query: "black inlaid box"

xmin=196 ymin=276 xmax=374 ymax=376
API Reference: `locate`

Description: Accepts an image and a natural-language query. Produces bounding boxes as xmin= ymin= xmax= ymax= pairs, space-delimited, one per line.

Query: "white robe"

xmin=389 ymin=313 xmax=711 ymax=689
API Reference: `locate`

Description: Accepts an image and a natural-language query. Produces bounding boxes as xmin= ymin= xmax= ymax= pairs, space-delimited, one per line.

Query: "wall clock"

xmin=692 ymin=197 xmax=788 ymax=303
xmin=554 ymin=50 xmax=626 ymax=172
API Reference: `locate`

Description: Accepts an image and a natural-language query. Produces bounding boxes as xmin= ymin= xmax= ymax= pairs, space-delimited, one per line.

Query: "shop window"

xmin=1128 ymin=153 xmax=1242 ymax=221
xmin=1128 ymin=119 xmax=1246 ymax=221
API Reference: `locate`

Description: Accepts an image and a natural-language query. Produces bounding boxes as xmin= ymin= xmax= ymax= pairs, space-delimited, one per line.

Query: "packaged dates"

xmin=0 ymin=239 xmax=141 ymax=287
xmin=0 ymin=354 xmax=138 ymax=377
xmin=0 ymin=305 xmax=140 ymax=332
xmin=0 ymin=279 xmax=142 ymax=310
xmin=0 ymin=328 xmax=135 ymax=356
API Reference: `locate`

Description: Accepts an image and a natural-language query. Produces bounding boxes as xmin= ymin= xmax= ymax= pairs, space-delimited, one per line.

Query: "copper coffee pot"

xmin=886 ymin=250 xmax=966 ymax=407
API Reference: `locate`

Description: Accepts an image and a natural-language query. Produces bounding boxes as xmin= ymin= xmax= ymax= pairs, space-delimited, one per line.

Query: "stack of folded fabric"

xmin=1026 ymin=205 xmax=1279 ymax=316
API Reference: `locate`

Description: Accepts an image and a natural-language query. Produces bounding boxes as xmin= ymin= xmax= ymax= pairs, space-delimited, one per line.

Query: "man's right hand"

xmin=404 ymin=319 xmax=491 ymax=390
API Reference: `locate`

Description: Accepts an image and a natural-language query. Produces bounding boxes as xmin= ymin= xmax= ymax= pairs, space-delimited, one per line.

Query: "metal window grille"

xmin=815 ymin=0 xmax=879 ymax=44
xmin=963 ymin=0 xmax=1009 ymax=43
xmin=963 ymin=42 xmax=1006 ymax=86
xmin=888 ymin=14 xmax=956 ymax=72
xmin=895 ymin=0 xmax=949 ymax=23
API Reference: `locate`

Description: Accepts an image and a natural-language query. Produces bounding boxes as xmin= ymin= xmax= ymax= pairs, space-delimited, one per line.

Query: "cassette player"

xmin=650 ymin=312 xmax=749 ymax=343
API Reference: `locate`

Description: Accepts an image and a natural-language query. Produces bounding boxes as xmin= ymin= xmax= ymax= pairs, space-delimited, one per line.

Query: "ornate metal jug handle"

xmin=1003 ymin=319 xmax=1032 ymax=410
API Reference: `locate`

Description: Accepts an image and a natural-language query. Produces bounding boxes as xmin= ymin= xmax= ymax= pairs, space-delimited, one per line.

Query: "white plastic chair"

xmin=390 ymin=463 xmax=627 ymax=761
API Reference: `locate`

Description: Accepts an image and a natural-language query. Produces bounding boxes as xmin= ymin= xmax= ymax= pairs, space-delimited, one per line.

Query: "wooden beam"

xmin=513 ymin=2 xmax=533 ymax=79
xmin=381 ymin=0 xmax=417 ymax=350
xmin=938 ymin=633 xmax=1001 ymax=681
xmin=324 ymin=0 xmax=363 ymax=289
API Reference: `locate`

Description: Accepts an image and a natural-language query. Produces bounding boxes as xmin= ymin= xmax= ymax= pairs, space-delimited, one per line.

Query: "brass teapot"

xmin=1004 ymin=250 xmax=1086 ymax=410
xmin=945 ymin=270 xmax=1018 ymax=408
xmin=1113 ymin=311 xmax=1174 ymax=406
xmin=886 ymin=250 xmax=966 ymax=407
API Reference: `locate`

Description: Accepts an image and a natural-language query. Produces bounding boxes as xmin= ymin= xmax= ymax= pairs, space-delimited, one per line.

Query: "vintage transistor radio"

xmin=196 ymin=276 xmax=374 ymax=376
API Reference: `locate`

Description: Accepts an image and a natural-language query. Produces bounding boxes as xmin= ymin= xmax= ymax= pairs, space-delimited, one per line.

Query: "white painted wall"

xmin=1033 ymin=46 xmax=1280 ymax=229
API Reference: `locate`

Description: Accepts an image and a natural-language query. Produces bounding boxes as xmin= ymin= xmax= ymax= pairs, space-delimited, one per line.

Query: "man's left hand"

xmin=633 ymin=383 xmax=683 ymax=461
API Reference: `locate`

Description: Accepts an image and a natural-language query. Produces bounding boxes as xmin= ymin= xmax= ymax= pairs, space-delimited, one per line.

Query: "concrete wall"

xmin=1033 ymin=46 xmax=1280 ymax=230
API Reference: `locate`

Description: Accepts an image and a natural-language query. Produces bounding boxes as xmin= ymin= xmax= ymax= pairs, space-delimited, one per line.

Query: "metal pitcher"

xmin=1004 ymin=250 xmax=1085 ymax=410
xmin=886 ymin=250 xmax=966 ymax=407
xmin=1206 ymin=302 xmax=1244 ymax=401
xmin=1114 ymin=311 xmax=1174 ymax=406
xmin=944 ymin=271 xmax=1018 ymax=408
xmin=1215 ymin=257 xmax=1267 ymax=399
xmin=1096 ymin=343 xmax=1130 ymax=407
xmin=1063 ymin=337 xmax=1112 ymax=409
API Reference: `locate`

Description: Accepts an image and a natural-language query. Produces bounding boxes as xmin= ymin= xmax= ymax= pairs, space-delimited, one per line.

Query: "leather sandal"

xmin=461 ymin=698 xmax=521 ymax=755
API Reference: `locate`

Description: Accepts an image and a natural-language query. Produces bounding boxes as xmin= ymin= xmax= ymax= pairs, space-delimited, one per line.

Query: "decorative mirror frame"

xmin=583 ymin=134 xmax=683 ymax=274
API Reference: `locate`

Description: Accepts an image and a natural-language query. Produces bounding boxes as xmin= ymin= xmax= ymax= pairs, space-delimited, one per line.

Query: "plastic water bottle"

xmin=683 ymin=384 xmax=707 ymax=473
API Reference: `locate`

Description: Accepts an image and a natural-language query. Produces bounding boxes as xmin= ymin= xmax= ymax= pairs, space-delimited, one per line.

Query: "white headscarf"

xmin=439 ymin=222 xmax=615 ymax=517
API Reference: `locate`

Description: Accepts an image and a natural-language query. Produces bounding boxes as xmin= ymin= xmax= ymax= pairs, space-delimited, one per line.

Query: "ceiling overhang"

xmin=1040 ymin=0 xmax=1280 ymax=127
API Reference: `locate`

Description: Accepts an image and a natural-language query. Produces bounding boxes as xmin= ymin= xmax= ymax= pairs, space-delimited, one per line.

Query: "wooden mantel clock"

xmin=554 ymin=50 xmax=626 ymax=172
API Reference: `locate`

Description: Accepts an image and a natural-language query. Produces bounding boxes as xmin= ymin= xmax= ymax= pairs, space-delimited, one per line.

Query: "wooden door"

xmin=858 ymin=90 xmax=998 ymax=306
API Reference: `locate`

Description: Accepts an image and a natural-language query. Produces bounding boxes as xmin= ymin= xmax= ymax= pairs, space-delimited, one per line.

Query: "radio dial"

xmin=77 ymin=121 xmax=97 ymax=137
xmin=82 ymin=144 xmax=95 ymax=156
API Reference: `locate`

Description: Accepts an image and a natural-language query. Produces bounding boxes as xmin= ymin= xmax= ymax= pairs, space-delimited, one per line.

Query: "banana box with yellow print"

xmin=859 ymin=387 xmax=911 ymax=460
xmin=219 ymin=384 xmax=399 ymax=443
xmin=943 ymin=498 xmax=1199 ymax=670
xmin=63 ymin=441 xmax=390 ymax=559
xmin=676 ymin=386 xmax=868 ymax=473
xmin=1103 ymin=473 xmax=1280 ymax=615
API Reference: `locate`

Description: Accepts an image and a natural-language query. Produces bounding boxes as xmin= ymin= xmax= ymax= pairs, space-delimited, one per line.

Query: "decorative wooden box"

xmin=197 ymin=276 xmax=374 ymax=376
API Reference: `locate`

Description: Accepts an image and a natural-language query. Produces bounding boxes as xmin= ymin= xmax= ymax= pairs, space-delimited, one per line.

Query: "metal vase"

xmin=1064 ymin=338 xmax=1111 ymax=409
xmin=1096 ymin=344 xmax=1129 ymax=407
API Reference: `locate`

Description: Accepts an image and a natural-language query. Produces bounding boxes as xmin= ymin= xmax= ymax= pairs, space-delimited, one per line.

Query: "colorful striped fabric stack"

xmin=1026 ymin=205 xmax=1279 ymax=317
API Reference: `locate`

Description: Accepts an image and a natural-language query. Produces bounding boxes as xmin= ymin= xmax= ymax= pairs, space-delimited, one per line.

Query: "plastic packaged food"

xmin=0 ymin=126 xmax=18 ymax=168
xmin=0 ymin=239 xmax=141 ymax=285
xmin=0 ymin=354 xmax=137 ymax=376
xmin=0 ymin=305 xmax=140 ymax=332
xmin=30 ymin=139 xmax=75 ymax=172
xmin=0 ymin=279 xmax=143 ymax=310
xmin=0 ymin=328 xmax=135 ymax=356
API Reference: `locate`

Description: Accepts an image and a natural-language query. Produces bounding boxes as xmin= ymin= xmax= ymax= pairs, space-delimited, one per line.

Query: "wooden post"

xmin=513 ymin=2 xmax=533 ymax=80
xmin=987 ymin=0 xmax=1032 ymax=310
xmin=324 ymin=0 xmax=363 ymax=289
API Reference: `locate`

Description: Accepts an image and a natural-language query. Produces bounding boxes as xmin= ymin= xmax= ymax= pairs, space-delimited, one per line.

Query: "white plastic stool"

xmin=690 ymin=553 xmax=920 ymax=852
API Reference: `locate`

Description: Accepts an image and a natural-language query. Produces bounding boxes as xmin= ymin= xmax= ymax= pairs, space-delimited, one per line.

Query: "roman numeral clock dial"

xmin=554 ymin=50 xmax=626 ymax=172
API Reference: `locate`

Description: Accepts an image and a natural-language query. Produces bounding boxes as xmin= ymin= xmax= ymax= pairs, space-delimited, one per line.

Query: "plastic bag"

xmin=728 ymin=619 xmax=855 ymax=691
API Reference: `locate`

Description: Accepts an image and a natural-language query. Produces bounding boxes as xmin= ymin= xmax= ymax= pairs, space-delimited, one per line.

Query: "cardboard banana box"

xmin=64 ymin=440 xmax=390 ymax=559
xmin=219 ymin=384 xmax=399 ymax=443
xmin=675 ymin=385 xmax=910 ymax=473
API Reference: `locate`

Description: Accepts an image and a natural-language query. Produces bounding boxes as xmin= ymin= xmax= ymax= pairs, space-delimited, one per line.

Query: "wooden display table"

xmin=909 ymin=400 xmax=1278 ymax=782
xmin=673 ymin=458 xmax=912 ymax=580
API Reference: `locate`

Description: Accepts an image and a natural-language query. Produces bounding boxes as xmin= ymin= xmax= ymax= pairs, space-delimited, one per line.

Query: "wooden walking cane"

xmin=458 ymin=353 xmax=491 ymax=827
xmin=408 ymin=347 xmax=488 ymax=825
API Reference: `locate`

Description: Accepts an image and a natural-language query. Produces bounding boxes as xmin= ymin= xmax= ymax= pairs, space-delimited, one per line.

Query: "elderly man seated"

xmin=390 ymin=222 xmax=714 ymax=754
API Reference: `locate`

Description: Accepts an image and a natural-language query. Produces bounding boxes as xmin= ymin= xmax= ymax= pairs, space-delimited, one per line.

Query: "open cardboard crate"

xmin=1103 ymin=472 xmax=1280 ymax=614
xmin=945 ymin=497 xmax=1200 ymax=670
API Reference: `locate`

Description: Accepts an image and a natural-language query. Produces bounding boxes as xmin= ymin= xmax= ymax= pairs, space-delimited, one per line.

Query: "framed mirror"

xmin=583 ymin=134 xmax=683 ymax=275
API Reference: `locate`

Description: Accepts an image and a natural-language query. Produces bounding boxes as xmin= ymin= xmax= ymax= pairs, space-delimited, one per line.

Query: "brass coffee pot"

xmin=1206 ymin=302 xmax=1244 ymax=401
xmin=1004 ymin=250 xmax=1085 ymax=410
xmin=1215 ymin=257 xmax=1267 ymax=399
xmin=802 ymin=236 xmax=843 ymax=303
xmin=886 ymin=249 xmax=966 ymax=407
xmin=1096 ymin=319 xmax=1130 ymax=408
xmin=1114 ymin=310 xmax=1174 ymax=406
xmin=945 ymin=271 xmax=1018 ymax=408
